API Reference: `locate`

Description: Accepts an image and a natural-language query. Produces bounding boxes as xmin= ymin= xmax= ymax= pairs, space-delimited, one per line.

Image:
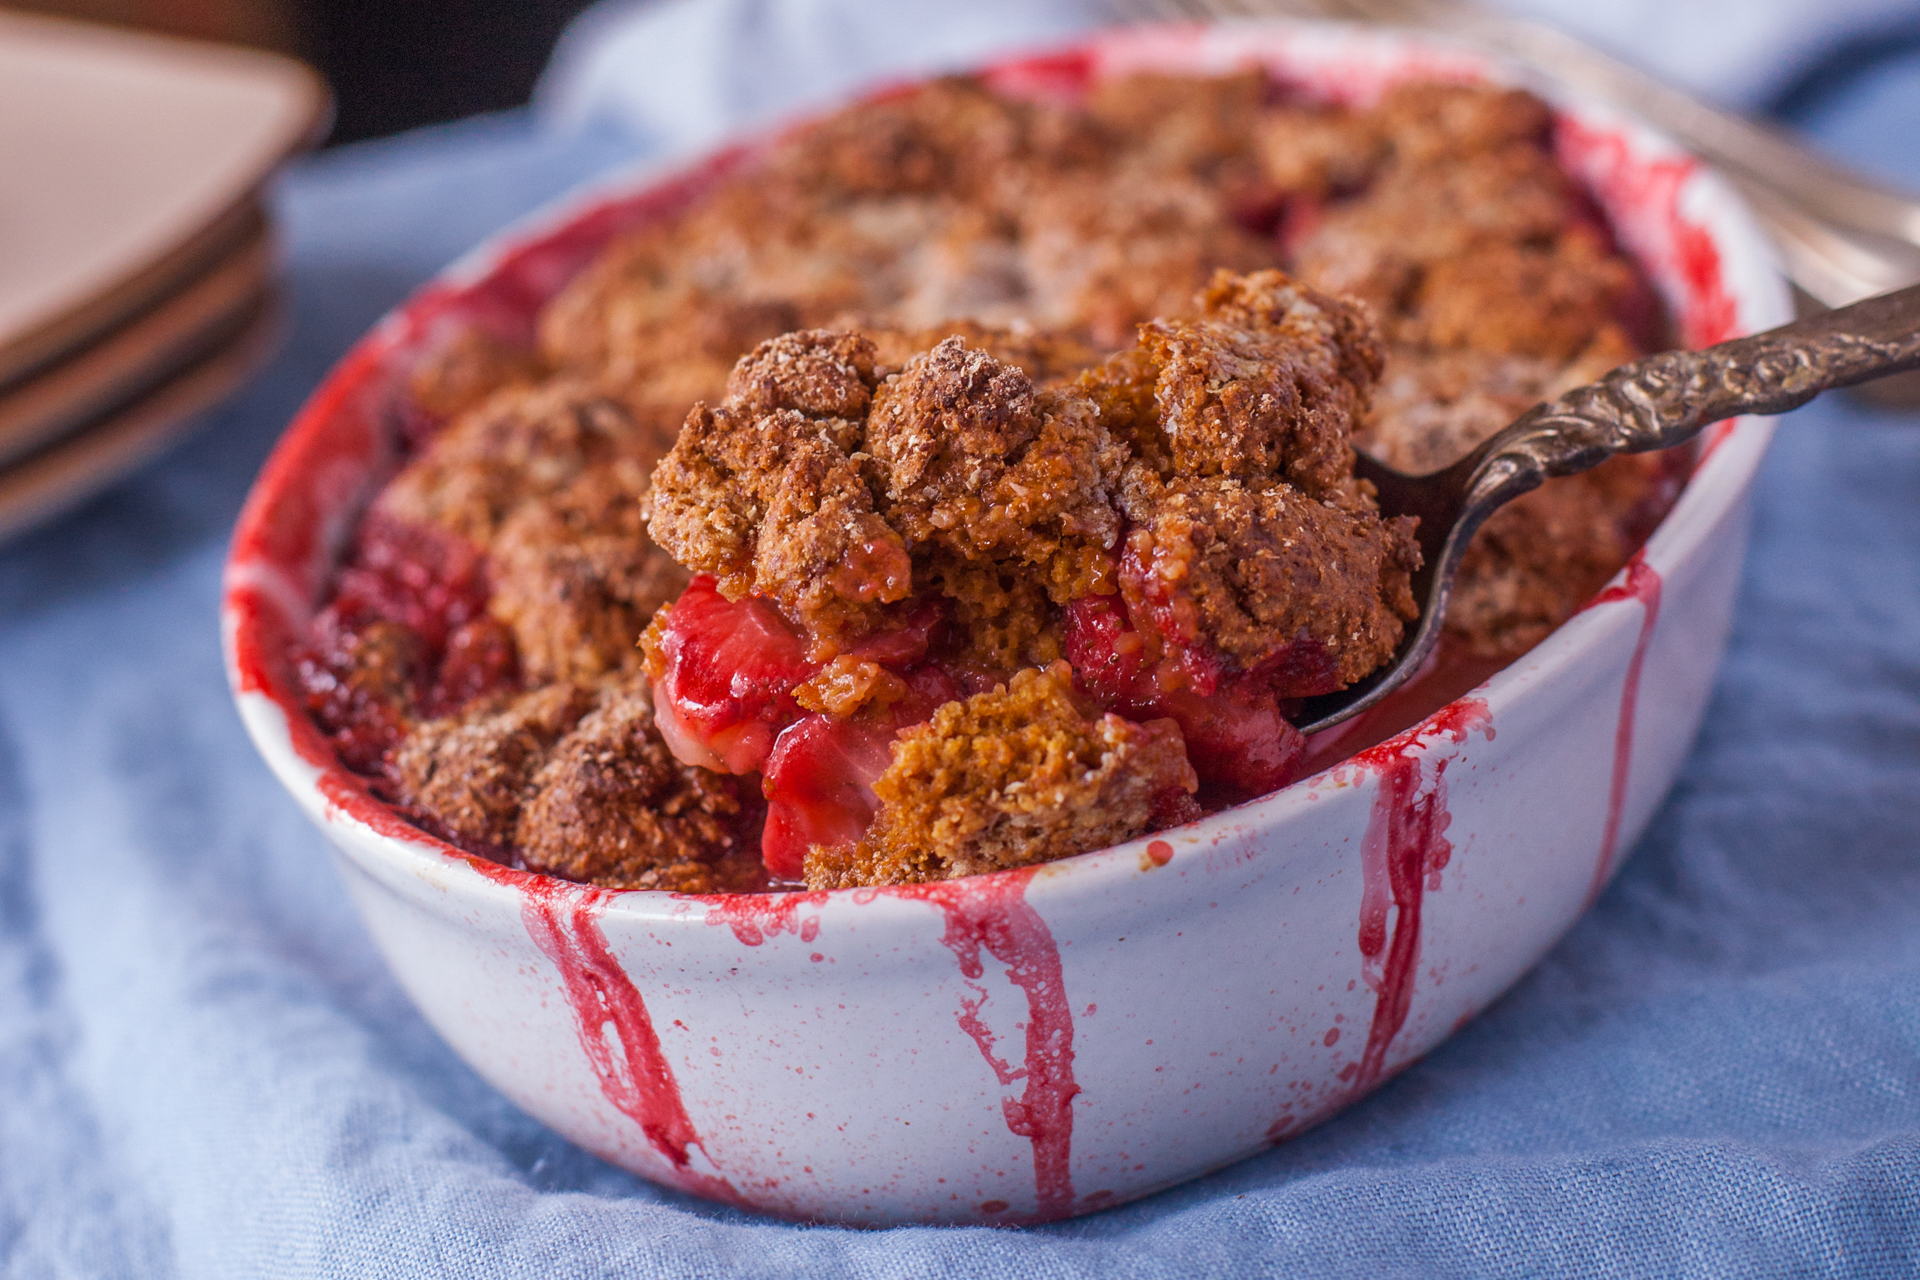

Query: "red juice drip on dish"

xmin=895 ymin=868 xmax=1081 ymax=1222
xmin=1346 ymin=698 xmax=1494 ymax=1096
xmin=1579 ymin=552 xmax=1664 ymax=907
xmin=697 ymin=890 xmax=828 ymax=946
xmin=469 ymin=862 xmax=745 ymax=1207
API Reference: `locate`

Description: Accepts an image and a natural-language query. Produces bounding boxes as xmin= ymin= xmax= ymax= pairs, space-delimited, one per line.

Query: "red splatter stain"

xmin=469 ymin=862 xmax=745 ymax=1207
xmin=891 ymin=868 xmax=1081 ymax=1222
xmin=696 ymin=890 xmax=828 ymax=946
xmin=1345 ymin=699 xmax=1495 ymax=1096
xmin=1578 ymin=552 xmax=1664 ymax=907
xmin=1323 ymin=1027 xmax=1340 ymax=1047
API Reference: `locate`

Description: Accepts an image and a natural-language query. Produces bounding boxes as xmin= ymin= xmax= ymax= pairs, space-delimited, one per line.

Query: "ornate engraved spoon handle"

xmin=1302 ymin=283 xmax=1920 ymax=735
xmin=1460 ymin=282 xmax=1920 ymax=520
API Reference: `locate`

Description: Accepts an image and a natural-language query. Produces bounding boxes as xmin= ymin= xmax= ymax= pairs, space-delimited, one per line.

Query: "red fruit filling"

xmin=293 ymin=513 xmax=520 ymax=775
xmin=647 ymin=576 xmax=965 ymax=868
xmin=647 ymin=575 xmax=818 ymax=775
xmin=648 ymin=577 xmax=956 ymax=781
xmin=653 ymin=559 xmax=1324 ymax=876
xmin=760 ymin=666 xmax=964 ymax=880
xmin=334 ymin=510 xmax=491 ymax=654
xmin=1064 ymin=594 xmax=1306 ymax=803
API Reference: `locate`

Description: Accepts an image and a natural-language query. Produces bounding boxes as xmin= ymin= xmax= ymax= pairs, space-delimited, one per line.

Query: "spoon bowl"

xmin=1300 ymin=281 xmax=1920 ymax=734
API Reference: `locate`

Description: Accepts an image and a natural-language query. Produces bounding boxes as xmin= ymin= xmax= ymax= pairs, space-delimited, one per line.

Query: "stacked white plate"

xmin=0 ymin=10 xmax=327 ymax=542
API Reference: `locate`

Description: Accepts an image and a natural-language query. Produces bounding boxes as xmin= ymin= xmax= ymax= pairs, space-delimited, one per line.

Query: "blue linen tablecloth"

xmin=4 ymin=2 xmax=1920 ymax=1274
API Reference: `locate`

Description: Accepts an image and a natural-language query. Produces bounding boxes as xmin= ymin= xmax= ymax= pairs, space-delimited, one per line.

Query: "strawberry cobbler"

xmin=291 ymin=73 xmax=1678 ymax=893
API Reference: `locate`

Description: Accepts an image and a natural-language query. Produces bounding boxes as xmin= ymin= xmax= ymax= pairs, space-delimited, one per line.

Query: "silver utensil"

xmin=1293 ymin=282 xmax=1920 ymax=734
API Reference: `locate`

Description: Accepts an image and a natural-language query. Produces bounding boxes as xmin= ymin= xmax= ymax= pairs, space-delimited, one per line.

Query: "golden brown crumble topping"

xmin=1116 ymin=468 xmax=1420 ymax=686
xmin=804 ymin=664 xmax=1197 ymax=888
xmin=487 ymin=461 xmax=689 ymax=683
xmin=645 ymin=268 xmax=1414 ymax=682
xmin=407 ymin=326 xmax=544 ymax=424
xmin=393 ymin=683 xmax=599 ymax=851
xmin=376 ymin=377 xmax=660 ymax=548
xmin=1137 ymin=270 xmax=1384 ymax=496
xmin=867 ymin=336 xmax=1125 ymax=572
xmin=516 ymin=684 xmax=761 ymax=890
xmin=301 ymin=71 xmax=1678 ymax=894
xmin=394 ymin=681 xmax=759 ymax=891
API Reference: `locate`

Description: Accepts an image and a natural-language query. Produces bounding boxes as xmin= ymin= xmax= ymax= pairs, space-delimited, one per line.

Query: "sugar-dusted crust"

xmin=515 ymin=684 xmax=762 ymax=890
xmin=392 ymin=683 xmax=599 ymax=851
xmin=804 ymin=664 xmax=1197 ymax=888
xmin=857 ymin=319 xmax=1102 ymax=384
xmin=643 ymin=330 xmax=907 ymax=643
xmin=866 ymin=337 xmax=1124 ymax=585
xmin=488 ymin=460 xmax=689 ymax=683
xmin=1136 ymin=270 xmax=1383 ymax=495
xmin=537 ymin=74 xmax=1277 ymax=405
xmin=394 ymin=680 xmax=761 ymax=891
xmin=644 ymin=326 xmax=1131 ymax=656
xmin=377 ymin=378 xmax=662 ymax=547
xmin=1118 ymin=469 xmax=1419 ymax=687
xmin=406 ymin=326 xmax=544 ymax=425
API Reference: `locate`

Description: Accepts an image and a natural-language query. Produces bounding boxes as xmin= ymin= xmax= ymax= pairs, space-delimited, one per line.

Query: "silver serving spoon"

xmin=1293 ymin=282 xmax=1920 ymax=735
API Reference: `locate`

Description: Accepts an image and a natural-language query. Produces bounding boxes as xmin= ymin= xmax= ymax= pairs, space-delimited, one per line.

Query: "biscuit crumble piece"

xmin=804 ymin=664 xmax=1198 ymax=889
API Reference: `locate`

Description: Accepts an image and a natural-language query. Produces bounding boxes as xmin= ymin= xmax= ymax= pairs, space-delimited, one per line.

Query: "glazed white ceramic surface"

xmin=225 ymin=21 xmax=1792 ymax=1226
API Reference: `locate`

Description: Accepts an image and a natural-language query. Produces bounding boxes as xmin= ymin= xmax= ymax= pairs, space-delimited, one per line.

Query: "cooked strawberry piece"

xmin=648 ymin=574 xmax=817 ymax=775
xmin=1117 ymin=535 xmax=1341 ymax=700
xmin=425 ymin=616 xmax=521 ymax=718
xmin=295 ymin=513 xmax=517 ymax=775
xmin=649 ymin=576 xmax=957 ymax=781
xmin=292 ymin=606 xmax=422 ymax=777
xmin=1062 ymin=593 xmax=1150 ymax=706
xmin=761 ymin=715 xmax=892 ymax=880
xmin=1243 ymin=637 xmax=1339 ymax=701
xmin=1150 ymin=785 xmax=1206 ymax=831
xmin=1154 ymin=682 xmax=1305 ymax=802
xmin=1064 ymin=594 xmax=1306 ymax=801
xmin=843 ymin=600 xmax=945 ymax=667
xmin=760 ymin=664 xmax=964 ymax=880
xmin=334 ymin=510 xmax=489 ymax=656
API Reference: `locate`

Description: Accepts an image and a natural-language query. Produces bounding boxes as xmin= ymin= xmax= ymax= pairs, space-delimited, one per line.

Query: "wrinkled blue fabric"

xmin=5 ymin=11 xmax=1920 ymax=1278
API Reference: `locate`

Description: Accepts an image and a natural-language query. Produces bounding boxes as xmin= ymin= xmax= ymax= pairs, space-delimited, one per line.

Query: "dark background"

xmin=11 ymin=0 xmax=608 ymax=144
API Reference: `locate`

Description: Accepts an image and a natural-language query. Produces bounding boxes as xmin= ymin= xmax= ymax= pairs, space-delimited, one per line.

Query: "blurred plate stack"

xmin=0 ymin=9 xmax=327 ymax=542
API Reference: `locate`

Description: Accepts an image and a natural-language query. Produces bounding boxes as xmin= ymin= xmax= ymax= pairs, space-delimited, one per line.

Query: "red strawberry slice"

xmin=1118 ymin=535 xmax=1339 ymax=700
xmin=648 ymin=574 xmax=817 ymax=775
xmin=760 ymin=715 xmax=892 ymax=880
xmin=1064 ymin=594 xmax=1305 ymax=802
xmin=1153 ymin=682 xmax=1305 ymax=802
xmin=844 ymin=599 xmax=945 ymax=667
xmin=759 ymin=665 xmax=964 ymax=880
xmin=1063 ymin=592 xmax=1152 ymax=707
